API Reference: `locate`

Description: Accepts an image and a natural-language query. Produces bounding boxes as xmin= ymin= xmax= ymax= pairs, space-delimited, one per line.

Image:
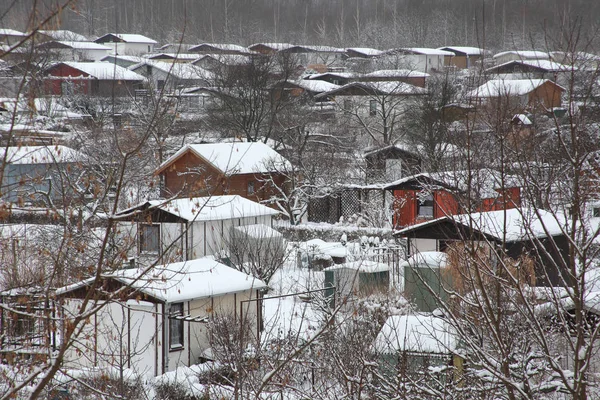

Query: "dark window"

xmin=169 ymin=303 xmax=184 ymax=350
xmin=369 ymin=100 xmax=377 ymax=116
xmin=247 ymin=180 xmax=255 ymax=195
xmin=594 ymin=208 xmax=600 ymax=218
xmin=417 ymin=193 xmax=434 ymax=218
xmin=139 ymin=224 xmax=160 ymax=253
xmin=344 ymin=99 xmax=352 ymax=111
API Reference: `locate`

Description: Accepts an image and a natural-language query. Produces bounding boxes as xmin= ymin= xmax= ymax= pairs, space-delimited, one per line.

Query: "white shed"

xmin=57 ymin=257 xmax=267 ymax=377
xmin=114 ymin=195 xmax=280 ymax=267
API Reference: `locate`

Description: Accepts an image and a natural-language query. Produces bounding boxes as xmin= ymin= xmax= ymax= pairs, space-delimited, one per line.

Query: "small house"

xmin=485 ymin=60 xmax=570 ymax=83
xmin=278 ymin=45 xmax=345 ymax=68
xmin=493 ymin=50 xmax=549 ymax=65
xmin=307 ymin=72 xmax=356 ymax=86
xmin=344 ymin=47 xmax=384 ymax=59
xmin=100 ymin=54 xmax=146 ymax=68
xmin=36 ymin=41 xmax=111 ymax=61
xmin=94 ymin=33 xmax=157 ymax=55
xmin=385 ymin=169 xmax=521 ymax=229
xmin=113 ymin=195 xmax=280 ymax=267
xmin=396 ymin=207 xmax=572 ymax=287
xmin=271 ymin=79 xmax=340 ymax=102
xmin=247 ymin=43 xmax=295 ymax=55
xmin=401 ymin=252 xmax=450 ymax=312
xmin=56 ymin=257 xmax=267 ymax=376
xmin=324 ymin=260 xmax=390 ymax=307
xmin=189 ymin=43 xmax=254 ymax=56
xmin=0 ymin=145 xmax=85 ymax=205
xmin=130 ymin=60 xmax=213 ymax=91
xmin=147 ymin=53 xmax=200 ymax=63
xmin=156 ymin=142 xmax=292 ymax=206
xmin=0 ymin=29 xmax=26 ymax=46
xmin=438 ymin=46 xmax=486 ymax=69
xmin=36 ymin=30 xmax=88 ymax=42
xmin=468 ymin=78 xmax=565 ymax=112
xmin=192 ymin=54 xmax=252 ymax=72
xmin=43 ymin=61 xmax=145 ymax=96
xmin=359 ymin=69 xmax=430 ymax=88
xmin=374 ymin=314 xmax=460 ymax=377
xmin=378 ymin=48 xmax=454 ymax=73
xmin=314 ymin=81 xmax=426 ymax=121
xmin=364 ymin=143 xmax=422 ymax=183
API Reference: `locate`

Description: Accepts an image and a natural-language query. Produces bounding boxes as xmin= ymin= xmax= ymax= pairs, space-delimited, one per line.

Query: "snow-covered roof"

xmin=292 ymin=79 xmax=341 ymax=93
xmin=248 ymin=43 xmax=295 ymax=51
xmin=298 ymin=45 xmax=344 ymax=53
xmin=512 ymin=114 xmax=533 ymax=125
xmin=96 ymin=33 xmax=157 ymax=44
xmin=325 ymin=260 xmax=389 ymax=273
xmin=190 ymin=43 xmax=253 ymax=54
xmin=131 ymin=60 xmax=213 ymax=80
xmin=400 ymin=251 xmax=448 ymax=269
xmin=397 ymin=47 xmax=454 ymax=56
xmin=194 ymin=54 xmax=252 ymax=66
xmin=58 ymin=257 xmax=267 ymax=303
xmin=493 ymin=50 xmax=549 ymax=60
xmin=233 ymin=223 xmax=283 ymax=239
xmin=49 ymin=41 xmax=111 ymax=50
xmin=438 ymin=46 xmax=486 ymax=56
xmin=0 ymin=29 xmax=26 ymax=37
xmin=118 ymin=195 xmax=279 ymax=222
xmin=453 ymin=208 xmax=564 ymax=242
xmin=157 ymin=43 xmax=198 ymax=52
xmin=345 ymin=47 xmax=384 ymax=57
xmin=487 ymin=59 xmax=571 ymax=73
xmin=157 ymin=142 xmax=292 ymax=175
xmin=468 ymin=79 xmax=564 ymax=98
xmin=300 ymin=239 xmax=347 ymax=259
xmin=316 ymin=81 xmax=426 ymax=98
xmin=100 ymin=54 xmax=145 ymax=63
xmin=364 ymin=69 xmax=430 ymax=78
xmin=0 ymin=145 xmax=84 ymax=164
xmin=307 ymin=72 xmax=357 ymax=80
xmin=374 ymin=314 xmax=457 ymax=354
xmin=147 ymin=53 xmax=200 ymax=61
xmin=48 ymin=61 xmax=145 ymax=81
xmin=38 ymin=30 xmax=88 ymax=41
xmin=549 ymin=51 xmax=600 ymax=65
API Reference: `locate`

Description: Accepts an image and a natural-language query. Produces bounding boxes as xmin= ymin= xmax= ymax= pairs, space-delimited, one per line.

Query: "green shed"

xmin=402 ymin=252 xmax=451 ymax=312
xmin=324 ymin=260 xmax=390 ymax=308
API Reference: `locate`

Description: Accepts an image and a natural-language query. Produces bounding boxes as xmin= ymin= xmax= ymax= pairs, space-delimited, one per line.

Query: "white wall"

xmin=118 ymin=215 xmax=274 ymax=266
xmin=61 ymin=299 xmax=161 ymax=378
xmin=409 ymin=238 xmax=438 ymax=255
xmin=103 ymin=42 xmax=153 ymax=56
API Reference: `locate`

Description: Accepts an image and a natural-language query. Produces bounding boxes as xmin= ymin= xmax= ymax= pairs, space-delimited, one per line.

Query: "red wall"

xmin=392 ymin=187 xmax=520 ymax=228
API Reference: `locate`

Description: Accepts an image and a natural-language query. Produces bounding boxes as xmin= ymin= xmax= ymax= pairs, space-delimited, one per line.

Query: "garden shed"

xmin=324 ymin=260 xmax=390 ymax=307
xmin=402 ymin=251 xmax=451 ymax=312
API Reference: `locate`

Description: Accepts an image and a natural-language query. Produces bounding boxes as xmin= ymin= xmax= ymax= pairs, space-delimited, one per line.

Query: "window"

xmin=594 ymin=207 xmax=600 ymax=218
xmin=139 ymin=224 xmax=160 ymax=253
xmin=417 ymin=193 xmax=434 ymax=218
xmin=369 ymin=100 xmax=377 ymax=116
xmin=169 ymin=303 xmax=184 ymax=350
xmin=247 ymin=180 xmax=255 ymax=195
xmin=344 ymin=99 xmax=352 ymax=111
